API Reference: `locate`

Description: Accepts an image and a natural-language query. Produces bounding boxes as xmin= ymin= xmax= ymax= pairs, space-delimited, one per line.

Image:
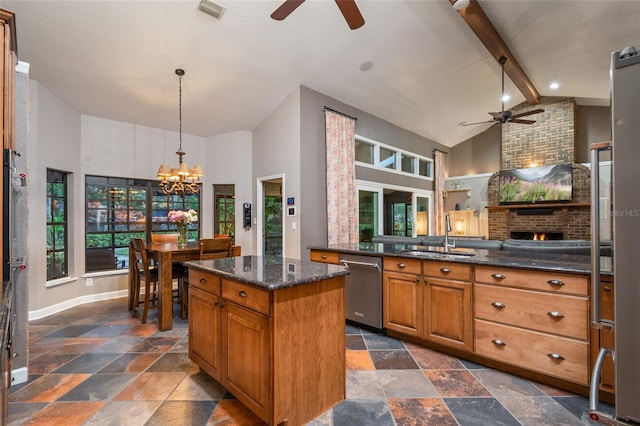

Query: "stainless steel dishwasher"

xmin=340 ymin=254 xmax=383 ymax=330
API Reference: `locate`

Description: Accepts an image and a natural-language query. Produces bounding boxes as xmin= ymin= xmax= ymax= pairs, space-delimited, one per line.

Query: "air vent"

xmin=198 ymin=0 xmax=226 ymax=19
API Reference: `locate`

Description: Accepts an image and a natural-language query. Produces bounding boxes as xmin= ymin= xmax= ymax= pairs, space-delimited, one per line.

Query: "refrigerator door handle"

xmin=589 ymin=347 xmax=615 ymax=422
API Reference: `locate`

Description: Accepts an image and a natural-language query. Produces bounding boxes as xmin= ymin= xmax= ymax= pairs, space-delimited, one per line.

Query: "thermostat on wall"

xmin=287 ymin=207 xmax=296 ymax=216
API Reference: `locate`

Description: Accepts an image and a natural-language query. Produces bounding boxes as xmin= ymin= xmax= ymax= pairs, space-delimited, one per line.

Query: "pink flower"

xmin=167 ymin=209 xmax=197 ymax=224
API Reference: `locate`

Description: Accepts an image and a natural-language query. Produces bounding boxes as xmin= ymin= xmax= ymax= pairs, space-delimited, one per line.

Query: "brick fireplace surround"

xmin=487 ymin=97 xmax=591 ymax=241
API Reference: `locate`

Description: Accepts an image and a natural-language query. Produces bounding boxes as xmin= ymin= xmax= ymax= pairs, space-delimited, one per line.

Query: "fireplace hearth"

xmin=510 ymin=231 xmax=563 ymax=241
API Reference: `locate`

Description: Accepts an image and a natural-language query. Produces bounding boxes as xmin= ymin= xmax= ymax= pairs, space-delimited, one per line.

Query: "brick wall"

xmin=487 ymin=96 xmax=591 ymax=240
xmin=501 ymin=97 xmax=577 ymax=169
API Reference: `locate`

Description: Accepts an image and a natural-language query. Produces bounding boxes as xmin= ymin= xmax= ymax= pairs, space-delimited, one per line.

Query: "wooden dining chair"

xmin=151 ymin=233 xmax=179 ymax=243
xmin=130 ymin=238 xmax=186 ymax=323
xmin=199 ymin=237 xmax=233 ymax=260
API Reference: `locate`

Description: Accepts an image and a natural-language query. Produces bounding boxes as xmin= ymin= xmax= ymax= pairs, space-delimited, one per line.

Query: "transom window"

xmin=85 ymin=175 xmax=200 ymax=272
xmin=355 ymin=136 xmax=433 ymax=179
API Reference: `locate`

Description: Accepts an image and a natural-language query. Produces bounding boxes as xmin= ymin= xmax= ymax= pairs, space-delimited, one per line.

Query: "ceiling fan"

xmin=460 ymin=57 xmax=544 ymax=127
xmin=271 ymin=0 xmax=365 ymax=30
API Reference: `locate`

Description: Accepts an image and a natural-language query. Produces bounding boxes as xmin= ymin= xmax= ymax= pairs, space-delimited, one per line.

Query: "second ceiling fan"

xmin=460 ymin=57 xmax=544 ymax=127
xmin=271 ymin=0 xmax=365 ymax=30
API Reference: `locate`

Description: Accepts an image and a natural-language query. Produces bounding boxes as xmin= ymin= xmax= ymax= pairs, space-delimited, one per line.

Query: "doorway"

xmin=257 ymin=175 xmax=284 ymax=256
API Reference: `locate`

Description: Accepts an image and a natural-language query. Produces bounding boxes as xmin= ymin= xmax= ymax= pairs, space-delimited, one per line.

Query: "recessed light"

xmin=549 ymin=82 xmax=559 ymax=90
xmin=359 ymin=61 xmax=373 ymax=72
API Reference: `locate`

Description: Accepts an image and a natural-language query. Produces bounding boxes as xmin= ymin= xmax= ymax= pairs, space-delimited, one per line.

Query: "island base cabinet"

xmin=423 ymin=279 xmax=472 ymax=351
xmin=223 ymin=302 xmax=270 ymax=422
xmin=383 ymin=271 xmax=422 ymax=337
xmin=188 ymin=287 xmax=222 ymax=382
xmin=475 ymin=319 xmax=589 ymax=385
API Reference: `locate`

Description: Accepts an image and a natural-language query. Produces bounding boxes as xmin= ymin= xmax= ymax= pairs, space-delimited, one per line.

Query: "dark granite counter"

xmin=308 ymin=242 xmax=613 ymax=276
xmin=184 ymin=255 xmax=349 ymax=290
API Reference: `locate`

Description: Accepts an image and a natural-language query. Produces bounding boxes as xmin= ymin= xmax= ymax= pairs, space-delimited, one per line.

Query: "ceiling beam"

xmin=450 ymin=0 xmax=540 ymax=105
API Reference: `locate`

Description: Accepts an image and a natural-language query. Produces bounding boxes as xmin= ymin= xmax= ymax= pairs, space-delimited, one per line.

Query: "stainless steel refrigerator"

xmin=590 ymin=45 xmax=640 ymax=425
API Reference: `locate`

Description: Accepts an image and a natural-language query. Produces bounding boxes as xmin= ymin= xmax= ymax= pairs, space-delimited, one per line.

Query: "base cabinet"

xmin=188 ymin=267 xmax=345 ymax=426
xmin=383 ymin=269 xmax=422 ymax=337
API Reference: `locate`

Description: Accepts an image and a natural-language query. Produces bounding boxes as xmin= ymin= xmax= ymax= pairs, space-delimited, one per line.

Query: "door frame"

xmin=256 ymin=173 xmax=285 ymax=256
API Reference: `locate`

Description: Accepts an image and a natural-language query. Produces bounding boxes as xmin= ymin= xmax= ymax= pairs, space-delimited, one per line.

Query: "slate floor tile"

xmin=144 ymin=400 xmax=218 ymax=425
xmin=51 ymin=353 xmax=121 ymax=374
xmin=388 ymin=397 xmax=458 ymax=426
xmin=369 ymin=350 xmax=419 ymax=370
xmin=376 ymin=370 xmax=439 ymax=398
xmin=57 ymin=373 xmax=136 ymax=401
xmin=363 ymin=334 xmax=405 ymax=350
xmin=83 ymin=400 xmax=161 ymax=426
xmin=332 ymin=399 xmax=395 ymax=426
xmin=425 ymin=370 xmax=492 ymax=397
xmin=444 ymin=397 xmax=521 ymax=426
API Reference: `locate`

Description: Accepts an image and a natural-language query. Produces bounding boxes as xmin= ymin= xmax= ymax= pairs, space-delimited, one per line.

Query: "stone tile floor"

xmin=9 ymin=297 xmax=613 ymax=425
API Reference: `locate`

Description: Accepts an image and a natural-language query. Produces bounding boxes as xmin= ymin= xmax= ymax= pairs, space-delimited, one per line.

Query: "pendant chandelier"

xmin=157 ymin=68 xmax=203 ymax=195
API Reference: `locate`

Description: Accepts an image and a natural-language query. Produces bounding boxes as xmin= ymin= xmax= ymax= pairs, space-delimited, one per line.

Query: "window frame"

xmin=354 ymin=135 xmax=434 ymax=180
xmin=46 ymin=169 xmax=69 ymax=281
xmin=85 ymin=175 xmax=201 ymax=273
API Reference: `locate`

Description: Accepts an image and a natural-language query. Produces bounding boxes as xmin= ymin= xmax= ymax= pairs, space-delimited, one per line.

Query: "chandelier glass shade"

xmin=157 ymin=68 xmax=203 ymax=195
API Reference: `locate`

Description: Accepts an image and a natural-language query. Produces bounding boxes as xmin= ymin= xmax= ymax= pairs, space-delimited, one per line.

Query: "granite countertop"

xmin=308 ymin=243 xmax=613 ymax=276
xmin=184 ymin=255 xmax=349 ymax=290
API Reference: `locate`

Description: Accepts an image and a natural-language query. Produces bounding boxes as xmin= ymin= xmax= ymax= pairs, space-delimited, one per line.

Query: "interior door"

xmin=257 ymin=175 xmax=284 ymax=256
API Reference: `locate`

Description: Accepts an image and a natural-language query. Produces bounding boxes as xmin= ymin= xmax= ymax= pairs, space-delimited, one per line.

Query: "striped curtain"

xmin=325 ymin=110 xmax=358 ymax=245
xmin=434 ymin=149 xmax=446 ymax=236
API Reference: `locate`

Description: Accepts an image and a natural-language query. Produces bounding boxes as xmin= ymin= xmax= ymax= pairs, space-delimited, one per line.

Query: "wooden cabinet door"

xmin=383 ymin=271 xmax=422 ymax=337
xmin=423 ymin=278 xmax=472 ymax=351
xmin=188 ymin=287 xmax=222 ymax=381
xmin=222 ymin=302 xmax=271 ymax=422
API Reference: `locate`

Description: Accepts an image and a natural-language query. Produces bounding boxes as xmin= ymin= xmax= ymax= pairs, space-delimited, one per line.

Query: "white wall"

xmin=252 ymin=88 xmax=301 ymax=259
xmin=205 ymin=131 xmax=254 ymax=255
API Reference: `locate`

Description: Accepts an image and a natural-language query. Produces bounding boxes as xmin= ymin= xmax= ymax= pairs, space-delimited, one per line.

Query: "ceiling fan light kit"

xmin=459 ymin=56 xmax=544 ymax=127
xmin=198 ymin=0 xmax=226 ymax=19
xmin=452 ymin=0 xmax=470 ymax=11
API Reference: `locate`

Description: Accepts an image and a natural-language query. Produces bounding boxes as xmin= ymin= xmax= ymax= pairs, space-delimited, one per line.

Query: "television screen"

xmin=498 ymin=164 xmax=572 ymax=204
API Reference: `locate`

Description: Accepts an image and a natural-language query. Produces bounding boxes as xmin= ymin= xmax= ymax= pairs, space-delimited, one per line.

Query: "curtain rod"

xmin=324 ymin=106 xmax=357 ymax=121
xmin=433 ymin=148 xmax=448 ymax=154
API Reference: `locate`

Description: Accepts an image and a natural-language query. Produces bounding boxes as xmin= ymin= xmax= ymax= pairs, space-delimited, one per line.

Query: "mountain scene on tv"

xmin=499 ymin=164 xmax=572 ymax=203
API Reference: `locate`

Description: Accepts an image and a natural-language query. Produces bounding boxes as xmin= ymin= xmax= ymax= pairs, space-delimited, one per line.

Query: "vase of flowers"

xmin=167 ymin=209 xmax=198 ymax=248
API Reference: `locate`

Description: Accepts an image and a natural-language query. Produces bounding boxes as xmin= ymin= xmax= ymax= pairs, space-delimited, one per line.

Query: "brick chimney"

xmin=487 ymin=97 xmax=591 ymax=241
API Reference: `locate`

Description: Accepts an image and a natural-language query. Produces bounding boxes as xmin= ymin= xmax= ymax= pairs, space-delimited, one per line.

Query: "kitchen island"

xmin=184 ymin=256 xmax=349 ymax=426
xmin=309 ymin=242 xmax=614 ymax=401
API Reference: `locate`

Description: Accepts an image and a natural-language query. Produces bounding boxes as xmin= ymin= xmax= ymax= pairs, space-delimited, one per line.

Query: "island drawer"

xmin=474 ymin=283 xmax=588 ymax=340
xmin=383 ymin=257 xmax=422 ymax=275
xmin=222 ymin=279 xmax=271 ymax=315
xmin=310 ymin=250 xmax=340 ymax=264
xmin=423 ymin=261 xmax=471 ymax=281
xmin=474 ymin=266 xmax=588 ymax=296
xmin=474 ymin=319 xmax=589 ymax=385
xmin=189 ymin=269 xmax=221 ymax=295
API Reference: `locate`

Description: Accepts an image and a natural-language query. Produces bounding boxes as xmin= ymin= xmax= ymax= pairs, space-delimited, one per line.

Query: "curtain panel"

xmin=434 ymin=149 xmax=446 ymax=236
xmin=325 ymin=110 xmax=358 ymax=245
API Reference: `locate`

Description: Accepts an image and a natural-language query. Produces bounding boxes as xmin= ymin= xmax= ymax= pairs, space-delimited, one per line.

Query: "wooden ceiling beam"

xmin=450 ymin=0 xmax=540 ymax=105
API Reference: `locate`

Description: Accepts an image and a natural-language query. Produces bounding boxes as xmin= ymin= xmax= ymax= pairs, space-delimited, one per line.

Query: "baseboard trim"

xmin=28 ymin=290 xmax=128 ymax=321
xmin=11 ymin=366 xmax=28 ymax=385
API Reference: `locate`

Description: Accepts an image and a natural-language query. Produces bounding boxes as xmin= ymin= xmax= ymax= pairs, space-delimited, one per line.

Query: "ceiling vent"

xmin=198 ymin=0 xmax=226 ymax=19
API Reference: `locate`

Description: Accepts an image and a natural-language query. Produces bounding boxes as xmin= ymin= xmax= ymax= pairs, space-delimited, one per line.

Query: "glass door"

xmin=413 ymin=194 xmax=431 ymax=237
xmin=357 ymin=186 xmax=383 ymax=242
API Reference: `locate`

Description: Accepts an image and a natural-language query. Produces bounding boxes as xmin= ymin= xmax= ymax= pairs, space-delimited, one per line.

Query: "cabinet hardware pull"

xmin=491 ymin=273 xmax=505 ymax=280
xmin=214 ymin=301 xmax=219 ymax=307
xmin=547 ymin=353 xmax=565 ymax=361
xmin=397 ymin=263 xmax=406 ymax=268
xmin=547 ymin=279 xmax=565 ymax=287
xmin=321 ymin=255 xmax=327 ymax=259
xmin=416 ymin=277 xmax=420 ymax=282
xmin=440 ymin=268 xmax=451 ymax=273
xmin=219 ymin=304 xmax=225 ymax=308
xmin=604 ymin=286 xmax=611 ymax=292
xmin=491 ymin=301 xmax=506 ymax=309
xmin=200 ymin=278 xmax=206 ymax=284
xmin=239 ymin=290 xmax=247 ymax=297
xmin=491 ymin=339 xmax=506 ymax=346
xmin=547 ymin=311 xmax=564 ymax=319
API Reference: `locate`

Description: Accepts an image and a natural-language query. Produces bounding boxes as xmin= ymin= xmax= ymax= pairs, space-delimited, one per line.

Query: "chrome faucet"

xmin=444 ymin=213 xmax=455 ymax=253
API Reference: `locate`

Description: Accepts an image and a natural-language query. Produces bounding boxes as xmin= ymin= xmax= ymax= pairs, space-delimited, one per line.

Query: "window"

xmin=355 ymin=140 xmax=374 ymax=164
xmin=85 ymin=175 xmax=200 ymax=272
xmin=46 ymin=170 xmax=69 ymax=280
xmin=354 ymin=135 xmax=433 ymax=180
xmin=214 ymin=184 xmax=235 ymax=242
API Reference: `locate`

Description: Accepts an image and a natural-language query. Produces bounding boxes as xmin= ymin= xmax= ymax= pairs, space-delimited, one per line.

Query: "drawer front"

xmin=222 ymin=279 xmax=271 ymax=316
xmin=475 ymin=284 xmax=588 ymax=340
xmin=189 ymin=268 xmax=221 ymax=295
xmin=423 ymin=261 xmax=471 ymax=281
xmin=383 ymin=257 xmax=422 ymax=275
xmin=475 ymin=266 xmax=588 ymax=296
xmin=474 ymin=319 xmax=589 ymax=385
xmin=310 ymin=250 xmax=340 ymax=264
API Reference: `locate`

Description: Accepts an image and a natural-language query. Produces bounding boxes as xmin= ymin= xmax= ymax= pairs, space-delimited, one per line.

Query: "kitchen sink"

xmin=402 ymin=249 xmax=475 ymax=258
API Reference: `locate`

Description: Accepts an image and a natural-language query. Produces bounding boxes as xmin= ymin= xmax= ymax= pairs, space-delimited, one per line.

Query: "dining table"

xmin=128 ymin=241 xmax=241 ymax=331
